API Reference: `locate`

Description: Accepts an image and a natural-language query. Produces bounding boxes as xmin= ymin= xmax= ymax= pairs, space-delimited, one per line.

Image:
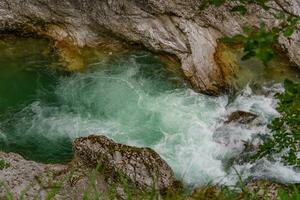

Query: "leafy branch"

xmin=201 ymin=1 xmax=300 ymax=166
xmin=201 ymin=0 xmax=300 ymax=65
xmin=253 ymin=80 xmax=300 ymax=166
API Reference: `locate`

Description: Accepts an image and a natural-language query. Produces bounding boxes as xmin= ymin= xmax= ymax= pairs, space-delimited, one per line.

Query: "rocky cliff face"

xmin=0 ymin=135 xmax=176 ymax=199
xmin=0 ymin=1 xmax=299 ymax=93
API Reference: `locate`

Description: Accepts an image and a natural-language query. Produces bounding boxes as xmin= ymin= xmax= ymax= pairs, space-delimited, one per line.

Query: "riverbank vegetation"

xmin=253 ymin=80 xmax=300 ymax=166
xmin=202 ymin=0 xmax=300 ymax=168
xmin=1 ymin=166 xmax=299 ymax=200
xmin=201 ymin=0 xmax=300 ymax=65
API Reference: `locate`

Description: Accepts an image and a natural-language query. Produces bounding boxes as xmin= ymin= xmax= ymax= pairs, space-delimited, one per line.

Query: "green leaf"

xmin=211 ymin=0 xmax=226 ymax=7
xmin=283 ymin=27 xmax=295 ymax=37
xmin=255 ymin=47 xmax=275 ymax=65
xmin=230 ymin=5 xmax=247 ymax=15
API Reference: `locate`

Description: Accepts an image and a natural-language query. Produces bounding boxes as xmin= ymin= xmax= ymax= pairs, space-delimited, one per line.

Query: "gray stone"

xmin=73 ymin=135 xmax=176 ymax=192
xmin=0 ymin=135 xmax=176 ymax=199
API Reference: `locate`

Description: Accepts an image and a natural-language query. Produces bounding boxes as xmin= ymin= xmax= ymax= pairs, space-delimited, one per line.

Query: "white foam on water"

xmin=4 ymin=53 xmax=300 ymax=186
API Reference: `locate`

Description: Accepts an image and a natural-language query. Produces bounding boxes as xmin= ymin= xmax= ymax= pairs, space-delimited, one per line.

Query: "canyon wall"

xmin=0 ymin=0 xmax=299 ymax=94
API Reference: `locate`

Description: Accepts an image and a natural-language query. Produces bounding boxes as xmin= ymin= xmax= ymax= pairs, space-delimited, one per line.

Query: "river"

xmin=0 ymin=37 xmax=299 ymax=187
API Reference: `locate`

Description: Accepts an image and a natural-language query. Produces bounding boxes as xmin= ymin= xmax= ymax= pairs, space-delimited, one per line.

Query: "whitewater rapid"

xmin=1 ymin=52 xmax=300 ymax=187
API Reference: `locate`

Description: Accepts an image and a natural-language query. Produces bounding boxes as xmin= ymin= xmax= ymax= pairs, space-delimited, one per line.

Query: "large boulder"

xmin=0 ymin=135 xmax=177 ymax=199
xmin=73 ymin=135 xmax=176 ymax=192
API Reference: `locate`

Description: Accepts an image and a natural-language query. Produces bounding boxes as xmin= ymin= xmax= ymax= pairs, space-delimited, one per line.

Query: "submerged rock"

xmin=213 ymin=110 xmax=265 ymax=167
xmin=0 ymin=135 xmax=176 ymax=199
xmin=213 ymin=111 xmax=259 ymax=147
xmin=225 ymin=111 xmax=258 ymax=124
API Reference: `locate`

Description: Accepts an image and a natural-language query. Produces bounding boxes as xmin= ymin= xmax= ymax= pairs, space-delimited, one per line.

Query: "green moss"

xmin=0 ymin=159 xmax=10 ymax=170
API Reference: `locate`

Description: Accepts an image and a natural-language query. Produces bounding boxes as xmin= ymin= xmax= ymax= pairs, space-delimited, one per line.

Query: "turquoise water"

xmin=0 ymin=38 xmax=300 ymax=186
xmin=0 ymin=37 xmax=71 ymax=162
xmin=0 ymin=38 xmax=60 ymax=111
xmin=0 ymin=39 xmax=185 ymax=163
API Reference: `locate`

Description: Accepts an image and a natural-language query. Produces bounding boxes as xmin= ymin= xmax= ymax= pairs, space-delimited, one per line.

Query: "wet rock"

xmin=213 ymin=110 xmax=263 ymax=164
xmin=73 ymin=135 xmax=176 ymax=192
xmin=213 ymin=111 xmax=259 ymax=147
xmin=225 ymin=111 xmax=258 ymax=124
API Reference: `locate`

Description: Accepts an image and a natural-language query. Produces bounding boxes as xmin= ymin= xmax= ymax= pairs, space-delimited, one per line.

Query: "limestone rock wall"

xmin=0 ymin=0 xmax=299 ymax=94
